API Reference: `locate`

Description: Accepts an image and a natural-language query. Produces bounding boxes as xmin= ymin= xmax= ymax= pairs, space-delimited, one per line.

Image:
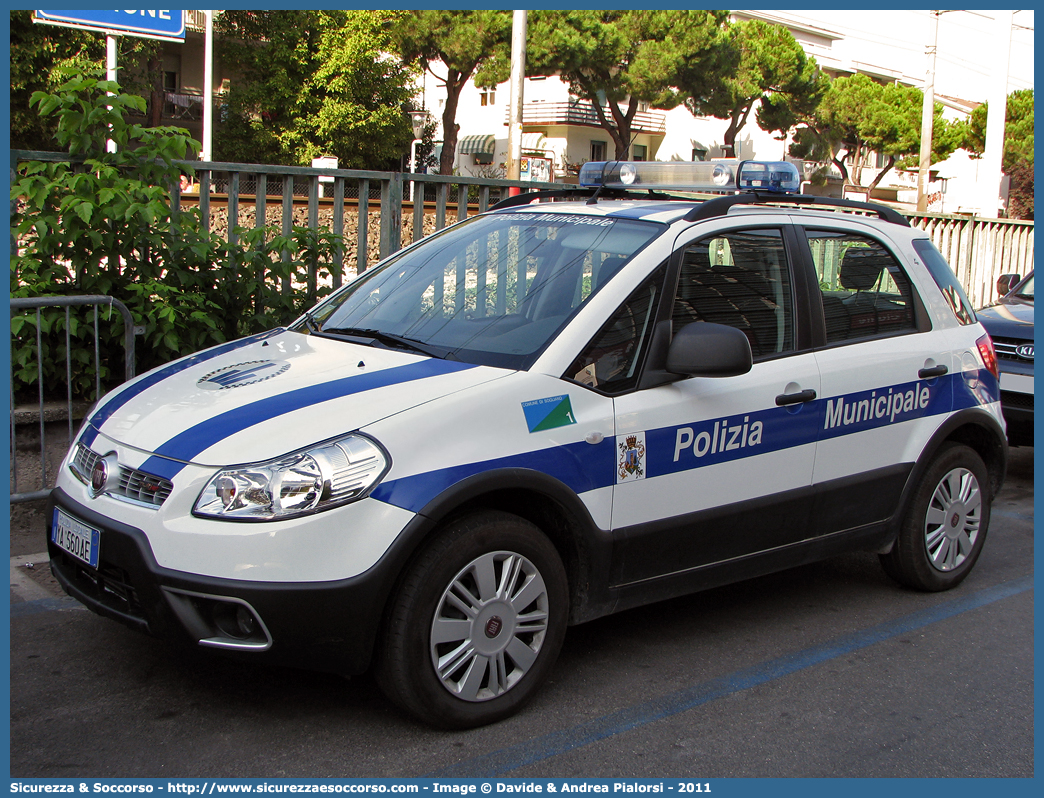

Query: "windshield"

xmin=297 ymin=211 xmax=664 ymax=370
xmin=1013 ymin=274 xmax=1034 ymax=300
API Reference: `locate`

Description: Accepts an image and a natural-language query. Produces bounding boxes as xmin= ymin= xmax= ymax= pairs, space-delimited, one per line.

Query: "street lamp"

xmin=409 ymin=110 xmax=430 ymax=202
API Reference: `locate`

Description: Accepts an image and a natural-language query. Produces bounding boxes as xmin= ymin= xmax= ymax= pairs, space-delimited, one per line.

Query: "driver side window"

xmin=567 ymin=265 xmax=666 ymax=394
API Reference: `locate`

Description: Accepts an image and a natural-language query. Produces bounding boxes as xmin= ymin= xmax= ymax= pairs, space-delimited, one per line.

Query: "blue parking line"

xmin=429 ymin=576 xmax=1033 ymax=777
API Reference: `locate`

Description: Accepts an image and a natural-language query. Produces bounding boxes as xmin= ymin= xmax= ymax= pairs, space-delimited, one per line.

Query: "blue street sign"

xmin=35 ymin=10 xmax=186 ymax=41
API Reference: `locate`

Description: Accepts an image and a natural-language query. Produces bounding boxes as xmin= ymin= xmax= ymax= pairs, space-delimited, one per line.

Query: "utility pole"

xmin=915 ymin=10 xmax=940 ymax=213
xmin=202 ymin=10 xmax=214 ymax=163
xmin=106 ymin=34 xmax=118 ymax=152
xmin=978 ymin=10 xmax=1013 ymax=218
xmin=506 ymin=10 xmax=527 ymax=191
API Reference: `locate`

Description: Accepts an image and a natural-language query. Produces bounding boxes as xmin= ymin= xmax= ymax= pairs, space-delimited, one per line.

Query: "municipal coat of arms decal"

xmin=617 ymin=432 xmax=647 ymax=483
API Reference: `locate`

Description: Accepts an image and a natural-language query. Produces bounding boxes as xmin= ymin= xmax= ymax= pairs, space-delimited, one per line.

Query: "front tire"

xmin=376 ymin=510 xmax=568 ymax=728
xmin=880 ymin=442 xmax=991 ymax=591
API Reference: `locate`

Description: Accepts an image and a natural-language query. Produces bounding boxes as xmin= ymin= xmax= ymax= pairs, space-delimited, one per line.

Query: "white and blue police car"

xmin=48 ymin=160 xmax=1007 ymax=728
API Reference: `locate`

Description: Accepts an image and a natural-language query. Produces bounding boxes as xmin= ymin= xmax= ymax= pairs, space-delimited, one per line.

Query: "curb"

xmin=10 ymin=551 xmax=62 ymax=602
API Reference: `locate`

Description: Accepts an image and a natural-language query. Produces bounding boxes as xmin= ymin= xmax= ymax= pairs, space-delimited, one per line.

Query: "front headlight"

xmin=193 ymin=433 xmax=389 ymax=521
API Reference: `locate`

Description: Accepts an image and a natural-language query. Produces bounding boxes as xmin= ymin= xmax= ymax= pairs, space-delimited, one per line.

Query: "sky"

xmin=785 ymin=9 xmax=1034 ymax=103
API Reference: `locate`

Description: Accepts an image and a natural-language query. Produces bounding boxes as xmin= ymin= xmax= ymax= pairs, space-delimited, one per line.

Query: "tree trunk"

xmin=148 ymin=58 xmax=164 ymax=128
xmin=866 ymin=155 xmax=896 ymax=193
xmin=439 ymin=70 xmax=466 ymax=176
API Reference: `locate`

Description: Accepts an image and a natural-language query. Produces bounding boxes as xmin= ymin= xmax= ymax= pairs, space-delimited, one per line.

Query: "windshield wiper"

xmin=316 ymin=326 xmax=456 ymax=360
xmin=300 ymin=309 xmax=321 ymax=333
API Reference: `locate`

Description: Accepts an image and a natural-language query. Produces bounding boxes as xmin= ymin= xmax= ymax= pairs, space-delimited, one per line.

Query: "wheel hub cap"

xmin=430 ymin=551 xmax=550 ymax=702
xmin=924 ymin=467 xmax=982 ymax=572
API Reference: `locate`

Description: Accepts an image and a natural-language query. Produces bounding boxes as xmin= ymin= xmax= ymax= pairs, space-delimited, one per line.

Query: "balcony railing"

xmin=510 ymin=101 xmax=667 ymax=135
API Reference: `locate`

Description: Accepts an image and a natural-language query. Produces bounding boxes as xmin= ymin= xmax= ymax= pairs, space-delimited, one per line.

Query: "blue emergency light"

xmin=578 ymin=159 xmax=802 ymax=194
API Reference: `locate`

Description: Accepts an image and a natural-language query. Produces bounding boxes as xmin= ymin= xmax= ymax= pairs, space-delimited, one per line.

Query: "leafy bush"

xmin=11 ymin=71 xmax=342 ymax=402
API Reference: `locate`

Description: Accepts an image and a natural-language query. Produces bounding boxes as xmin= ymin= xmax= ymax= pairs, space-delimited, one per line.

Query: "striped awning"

xmin=459 ymin=134 xmax=496 ymax=155
xmin=520 ymin=132 xmax=547 ymax=153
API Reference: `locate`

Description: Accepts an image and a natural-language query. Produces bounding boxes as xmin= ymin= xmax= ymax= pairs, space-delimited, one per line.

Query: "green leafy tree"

xmin=528 ymin=10 xmax=732 ymax=160
xmin=787 ymin=73 xmax=963 ymax=192
xmin=9 ymin=10 xmax=172 ymax=149
xmin=965 ymin=89 xmax=1034 ymax=219
xmin=11 ymin=72 xmax=342 ymax=399
xmin=391 ymin=10 xmax=513 ymax=175
xmin=697 ymin=19 xmax=825 ymax=157
xmin=216 ymin=10 xmax=417 ymax=168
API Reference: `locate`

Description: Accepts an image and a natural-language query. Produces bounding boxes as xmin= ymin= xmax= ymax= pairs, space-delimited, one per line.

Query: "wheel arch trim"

xmin=373 ymin=467 xmax=614 ymax=628
xmin=890 ymin=407 xmax=1007 ymax=540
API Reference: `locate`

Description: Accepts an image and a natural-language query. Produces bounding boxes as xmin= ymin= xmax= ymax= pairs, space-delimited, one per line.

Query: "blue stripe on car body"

xmin=80 ymin=329 xmax=283 ymax=450
xmin=135 ymin=358 xmax=476 ymax=480
xmin=371 ymin=371 xmax=997 ymax=515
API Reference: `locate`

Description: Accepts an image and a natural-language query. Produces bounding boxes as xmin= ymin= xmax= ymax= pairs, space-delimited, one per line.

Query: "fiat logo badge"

xmin=90 ymin=459 xmax=108 ymax=496
xmin=484 ymin=616 xmax=503 ymax=638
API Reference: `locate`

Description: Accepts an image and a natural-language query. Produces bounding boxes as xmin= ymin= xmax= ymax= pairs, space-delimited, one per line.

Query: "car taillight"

xmin=977 ymin=333 xmax=999 ymax=380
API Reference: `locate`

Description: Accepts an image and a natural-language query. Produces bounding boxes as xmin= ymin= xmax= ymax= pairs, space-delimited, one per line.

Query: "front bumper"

xmin=46 ymin=488 xmax=395 ymax=675
xmin=998 ymin=365 xmax=1033 ymax=445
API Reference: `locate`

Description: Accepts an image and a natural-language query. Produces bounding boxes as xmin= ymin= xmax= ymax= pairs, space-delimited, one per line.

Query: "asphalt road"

xmin=8 ymin=447 xmax=1034 ymax=779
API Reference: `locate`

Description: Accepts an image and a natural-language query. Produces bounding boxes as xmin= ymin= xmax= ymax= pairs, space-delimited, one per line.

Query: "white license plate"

xmin=52 ymin=507 xmax=100 ymax=568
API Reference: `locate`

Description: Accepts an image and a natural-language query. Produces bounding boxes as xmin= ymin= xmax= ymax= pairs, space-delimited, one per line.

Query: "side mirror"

xmin=666 ymin=322 xmax=753 ymax=378
xmin=996 ymin=274 xmax=1020 ymax=296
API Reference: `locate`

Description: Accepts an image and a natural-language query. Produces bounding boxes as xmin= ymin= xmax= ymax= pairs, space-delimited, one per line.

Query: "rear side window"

xmin=806 ymin=230 xmax=918 ymax=344
xmin=912 ymin=239 xmax=976 ymax=325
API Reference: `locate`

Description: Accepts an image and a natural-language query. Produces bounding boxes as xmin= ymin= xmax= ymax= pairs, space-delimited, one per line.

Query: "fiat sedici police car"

xmin=48 ymin=160 xmax=1007 ymax=728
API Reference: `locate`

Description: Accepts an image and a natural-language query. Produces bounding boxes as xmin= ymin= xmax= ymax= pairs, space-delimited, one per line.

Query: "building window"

xmin=632 ymin=144 xmax=647 ymax=161
xmin=480 ymin=88 xmax=496 ymax=107
xmin=591 ymin=141 xmax=607 ymax=161
xmin=162 ymin=71 xmax=179 ymax=117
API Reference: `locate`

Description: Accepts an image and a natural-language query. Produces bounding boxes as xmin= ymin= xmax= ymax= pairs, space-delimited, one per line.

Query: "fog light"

xmin=211 ymin=600 xmax=265 ymax=642
xmin=235 ymin=605 xmax=257 ymax=637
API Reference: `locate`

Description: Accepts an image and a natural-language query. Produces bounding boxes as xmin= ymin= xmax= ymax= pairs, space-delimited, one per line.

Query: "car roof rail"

xmin=489 ymin=186 xmax=689 ymax=210
xmin=489 ymin=189 xmax=595 ymax=210
xmin=684 ymin=192 xmax=911 ymax=227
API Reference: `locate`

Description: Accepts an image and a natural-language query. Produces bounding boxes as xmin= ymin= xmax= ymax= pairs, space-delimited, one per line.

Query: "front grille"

xmin=71 ymin=443 xmax=174 ymax=507
xmin=1001 ymin=390 xmax=1034 ymax=411
xmin=118 ymin=469 xmax=173 ymax=505
xmin=992 ymin=336 xmax=1034 ymax=362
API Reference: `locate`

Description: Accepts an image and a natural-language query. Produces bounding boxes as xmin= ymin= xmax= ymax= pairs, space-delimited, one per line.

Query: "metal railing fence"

xmin=9 ymin=295 xmax=138 ymax=503
xmin=907 ymin=213 xmax=1035 ymax=307
xmin=12 ymin=150 xmax=1033 ymax=305
xmin=12 ymin=150 xmax=559 ymax=297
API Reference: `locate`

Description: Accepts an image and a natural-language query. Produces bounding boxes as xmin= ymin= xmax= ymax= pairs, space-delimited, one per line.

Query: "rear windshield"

xmin=297 ymin=211 xmax=664 ymax=370
xmin=912 ymin=239 xmax=976 ymax=325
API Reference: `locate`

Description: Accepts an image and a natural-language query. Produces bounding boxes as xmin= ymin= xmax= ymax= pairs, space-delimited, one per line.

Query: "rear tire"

xmin=375 ymin=510 xmax=568 ymax=728
xmin=880 ymin=442 xmax=991 ymax=591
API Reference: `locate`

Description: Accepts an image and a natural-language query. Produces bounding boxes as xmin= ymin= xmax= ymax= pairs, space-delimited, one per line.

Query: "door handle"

xmin=776 ymin=389 xmax=817 ymax=406
xmin=918 ymin=365 xmax=949 ymax=379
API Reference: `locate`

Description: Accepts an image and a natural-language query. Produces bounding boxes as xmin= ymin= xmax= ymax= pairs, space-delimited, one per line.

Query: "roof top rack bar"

xmin=489 ymin=189 xmax=592 ymax=210
xmin=684 ymin=192 xmax=910 ymax=227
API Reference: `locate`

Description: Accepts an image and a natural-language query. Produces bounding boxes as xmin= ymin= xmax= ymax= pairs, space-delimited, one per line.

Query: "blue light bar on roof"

xmin=577 ymin=159 xmax=802 ymax=195
xmin=579 ymin=160 xmax=737 ymax=190
xmin=736 ymin=161 xmax=802 ymax=193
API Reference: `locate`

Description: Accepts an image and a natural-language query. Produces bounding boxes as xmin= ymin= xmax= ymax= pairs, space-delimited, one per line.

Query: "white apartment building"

xmin=416 ymin=10 xmax=1034 ymax=216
